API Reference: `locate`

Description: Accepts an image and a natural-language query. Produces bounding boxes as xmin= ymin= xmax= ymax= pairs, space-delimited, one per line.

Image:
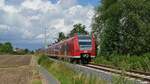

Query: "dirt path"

xmin=0 ymin=55 xmax=33 ymax=84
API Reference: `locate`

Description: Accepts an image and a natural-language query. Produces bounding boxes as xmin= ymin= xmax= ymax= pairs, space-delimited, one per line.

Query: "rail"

xmin=85 ymin=64 xmax=150 ymax=82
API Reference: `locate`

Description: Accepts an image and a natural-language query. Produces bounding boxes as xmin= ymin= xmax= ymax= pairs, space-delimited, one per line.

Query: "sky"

xmin=0 ymin=0 xmax=100 ymax=50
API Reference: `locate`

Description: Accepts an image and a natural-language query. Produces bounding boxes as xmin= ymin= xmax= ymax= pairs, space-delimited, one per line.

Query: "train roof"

xmin=48 ymin=34 xmax=92 ymax=48
xmin=48 ymin=36 xmax=75 ymax=47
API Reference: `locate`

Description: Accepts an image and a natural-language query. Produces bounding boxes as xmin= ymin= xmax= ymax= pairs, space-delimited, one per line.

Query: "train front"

xmin=74 ymin=34 xmax=96 ymax=64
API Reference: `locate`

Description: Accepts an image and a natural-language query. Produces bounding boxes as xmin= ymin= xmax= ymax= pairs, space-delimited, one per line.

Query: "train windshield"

xmin=78 ymin=35 xmax=92 ymax=50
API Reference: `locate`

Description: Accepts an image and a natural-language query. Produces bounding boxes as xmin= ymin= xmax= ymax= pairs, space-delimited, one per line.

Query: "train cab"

xmin=72 ymin=34 xmax=96 ymax=63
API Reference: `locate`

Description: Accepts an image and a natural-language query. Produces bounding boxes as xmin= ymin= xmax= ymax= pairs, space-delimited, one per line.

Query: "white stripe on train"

xmin=48 ymin=54 xmax=95 ymax=58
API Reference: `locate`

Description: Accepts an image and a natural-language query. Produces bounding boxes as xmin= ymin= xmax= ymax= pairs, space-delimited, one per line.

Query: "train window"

xmin=79 ymin=42 xmax=91 ymax=45
xmin=78 ymin=35 xmax=92 ymax=50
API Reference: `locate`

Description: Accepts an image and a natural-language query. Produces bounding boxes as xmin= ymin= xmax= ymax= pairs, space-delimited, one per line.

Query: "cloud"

xmin=5 ymin=0 xmax=25 ymax=6
xmin=22 ymin=0 xmax=49 ymax=11
xmin=0 ymin=0 xmax=4 ymax=7
xmin=57 ymin=0 xmax=77 ymax=8
xmin=0 ymin=0 xmax=95 ymax=50
xmin=0 ymin=24 xmax=10 ymax=33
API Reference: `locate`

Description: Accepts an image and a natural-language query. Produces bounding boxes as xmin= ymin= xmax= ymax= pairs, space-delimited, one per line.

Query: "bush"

xmin=0 ymin=42 xmax=13 ymax=54
xmin=95 ymin=53 xmax=150 ymax=72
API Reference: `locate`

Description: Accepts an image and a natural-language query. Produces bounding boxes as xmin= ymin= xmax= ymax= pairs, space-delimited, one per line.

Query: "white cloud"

xmin=21 ymin=0 xmax=55 ymax=13
xmin=0 ymin=0 xmax=5 ymax=7
xmin=3 ymin=5 xmax=18 ymax=13
xmin=0 ymin=0 xmax=95 ymax=49
xmin=36 ymin=34 xmax=44 ymax=39
xmin=57 ymin=0 xmax=77 ymax=8
xmin=0 ymin=24 xmax=10 ymax=33
xmin=0 ymin=0 xmax=19 ymax=13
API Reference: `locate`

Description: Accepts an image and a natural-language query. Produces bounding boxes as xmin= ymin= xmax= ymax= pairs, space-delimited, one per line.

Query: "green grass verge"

xmin=112 ymin=75 xmax=135 ymax=84
xmin=95 ymin=53 xmax=150 ymax=72
xmin=37 ymin=55 xmax=135 ymax=84
xmin=38 ymin=55 xmax=106 ymax=84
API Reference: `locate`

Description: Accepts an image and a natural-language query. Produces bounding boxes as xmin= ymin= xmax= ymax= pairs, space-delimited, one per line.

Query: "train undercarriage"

xmin=70 ymin=54 xmax=92 ymax=64
xmin=49 ymin=53 xmax=93 ymax=64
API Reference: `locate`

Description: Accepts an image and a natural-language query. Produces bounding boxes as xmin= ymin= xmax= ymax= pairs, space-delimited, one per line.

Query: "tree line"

xmin=0 ymin=42 xmax=33 ymax=54
xmin=92 ymin=0 xmax=150 ymax=55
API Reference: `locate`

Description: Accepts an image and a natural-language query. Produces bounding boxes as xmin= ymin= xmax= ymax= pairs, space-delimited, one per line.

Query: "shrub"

xmin=95 ymin=53 xmax=150 ymax=72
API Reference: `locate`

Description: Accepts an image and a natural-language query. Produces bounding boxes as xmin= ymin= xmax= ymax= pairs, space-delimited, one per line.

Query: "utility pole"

xmin=44 ymin=27 xmax=46 ymax=48
xmin=44 ymin=27 xmax=47 ymax=54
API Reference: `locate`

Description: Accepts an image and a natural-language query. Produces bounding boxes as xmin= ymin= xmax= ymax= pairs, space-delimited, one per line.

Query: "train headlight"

xmin=83 ymin=54 xmax=89 ymax=58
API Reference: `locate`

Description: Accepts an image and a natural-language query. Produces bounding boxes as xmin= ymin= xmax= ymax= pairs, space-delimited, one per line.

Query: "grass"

xmin=94 ymin=53 xmax=150 ymax=72
xmin=38 ymin=55 xmax=106 ymax=84
xmin=37 ymin=55 xmax=135 ymax=84
xmin=112 ymin=75 xmax=135 ymax=84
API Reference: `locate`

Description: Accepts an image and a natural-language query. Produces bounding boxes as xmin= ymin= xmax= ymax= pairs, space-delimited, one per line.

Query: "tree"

xmin=57 ymin=32 xmax=66 ymax=42
xmin=0 ymin=43 xmax=3 ymax=53
xmin=0 ymin=43 xmax=2 ymax=46
xmin=0 ymin=42 xmax=13 ymax=53
xmin=92 ymin=0 xmax=150 ymax=55
xmin=69 ymin=23 xmax=88 ymax=37
xmin=24 ymin=49 xmax=29 ymax=54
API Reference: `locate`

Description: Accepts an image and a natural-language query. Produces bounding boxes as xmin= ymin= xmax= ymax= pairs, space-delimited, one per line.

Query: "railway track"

xmin=48 ymin=57 xmax=150 ymax=83
xmin=85 ymin=64 xmax=150 ymax=83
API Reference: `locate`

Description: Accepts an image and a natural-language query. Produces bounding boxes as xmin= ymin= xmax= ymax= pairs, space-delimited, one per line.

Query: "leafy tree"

xmin=57 ymin=32 xmax=66 ymax=42
xmin=0 ymin=42 xmax=13 ymax=53
xmin=0 ymin=43 xmax=3 ymax=53
xmin=92 ymin=0 xmax=150 ymax=55
xmin=0 ymin=43 xmax=2 ymax=46
xmin=24 ymin=48 xmax=29 ymax=54
xmin=69 ymin=23 xmax=88 ymax=37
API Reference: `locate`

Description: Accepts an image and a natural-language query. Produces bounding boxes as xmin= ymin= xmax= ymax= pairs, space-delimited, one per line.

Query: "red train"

xmin=47 ymin=34 xmax=96 ymax=63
